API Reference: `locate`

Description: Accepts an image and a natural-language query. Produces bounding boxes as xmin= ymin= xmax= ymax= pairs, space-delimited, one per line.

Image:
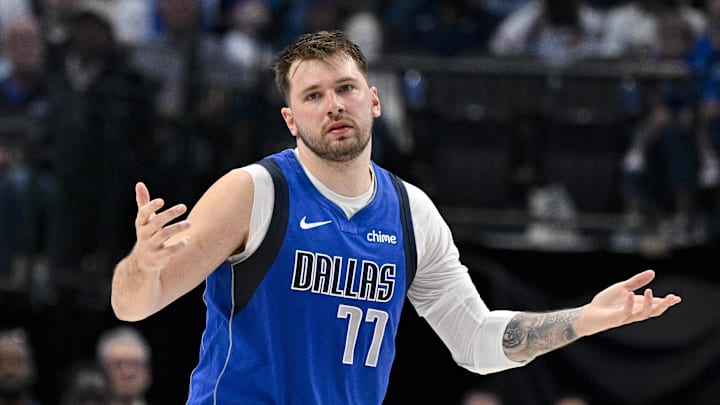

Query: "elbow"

xmin=113 ymin=310 xmax=147 ymax=323
xmin=457 ymin=358 xmax=527 ymax=376
xmin=453 ymin=338 xmax=530 ymax=375
xmin=110 ymin=295 xmax=151 ymax=322
xmin=111 ymin=306 xmax=146 ymax=323
xmin=450 ymin=349 xmax=498 ymax=375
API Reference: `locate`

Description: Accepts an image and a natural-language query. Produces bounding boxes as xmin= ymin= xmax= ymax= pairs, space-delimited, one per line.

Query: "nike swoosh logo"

xmin=300 ymin=216 xmax=332 ymax=230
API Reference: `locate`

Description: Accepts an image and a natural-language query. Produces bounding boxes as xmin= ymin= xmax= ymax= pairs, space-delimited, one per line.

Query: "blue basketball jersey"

xmin=187 ymin=150 xmax=416 ymax=404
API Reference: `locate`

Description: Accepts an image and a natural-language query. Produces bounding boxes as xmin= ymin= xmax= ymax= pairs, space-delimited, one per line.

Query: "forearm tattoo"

xmin=502 ymin=308 xmax=582 ymax=362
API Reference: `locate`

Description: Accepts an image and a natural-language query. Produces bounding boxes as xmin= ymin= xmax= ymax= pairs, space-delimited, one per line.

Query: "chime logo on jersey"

xmin=291 ymin=250 xmax=396 ymax=302
xmin=366 ymin=229 xmax=398 ymax=245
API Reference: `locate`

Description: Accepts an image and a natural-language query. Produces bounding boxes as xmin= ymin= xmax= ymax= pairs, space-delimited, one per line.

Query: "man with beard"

xmin=110 ymin=31 xmax=681 ymax=404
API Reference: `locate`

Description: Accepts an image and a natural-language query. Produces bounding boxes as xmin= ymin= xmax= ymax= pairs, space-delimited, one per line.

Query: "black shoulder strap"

xmin=389 ymin=173 xmax=417 ymax=291
xmin=231 ymin=157 xmax=289 ymax=315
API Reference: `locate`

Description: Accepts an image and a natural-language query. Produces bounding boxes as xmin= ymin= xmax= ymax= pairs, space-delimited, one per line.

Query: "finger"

xmin=667 ymin=293 xmax=682 ymax=304
xmin=621 ymin=269 xmax=656 ymax=292
xmin=136 ymin=182 xmax=150 ymax=208
xmin=650 ymin=294 xmax=682 ymax=317
xmin=153 ymin=219 xmax=191 ymax=244
xmin=135 ymin=198 xmax=166 ymax=233
xmin=147 ymin=204 xmax=187 ymax=230
xmin=163 ymin=235 xmax=190 ymax=255
xmin=640 ymin=288 xmax=654 ymax=319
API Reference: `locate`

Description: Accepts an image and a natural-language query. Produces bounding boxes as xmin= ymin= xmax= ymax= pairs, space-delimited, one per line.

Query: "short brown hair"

xmin=273 ymin=30 xmax=368 ymax=103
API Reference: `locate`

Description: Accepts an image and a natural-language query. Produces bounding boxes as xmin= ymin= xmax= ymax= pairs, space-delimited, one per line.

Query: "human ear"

xmin=280 ymin=107 xmax=298 ymax=136
xmin=370 ymin=87 xmax=381 ymax=118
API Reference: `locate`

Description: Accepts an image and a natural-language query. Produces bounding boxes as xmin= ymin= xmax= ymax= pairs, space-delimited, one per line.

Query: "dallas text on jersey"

xmin=291 ymin=250 xmax=397 ymax=302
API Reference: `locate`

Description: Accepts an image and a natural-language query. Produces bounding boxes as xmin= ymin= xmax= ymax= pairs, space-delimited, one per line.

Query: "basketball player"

xmin=110 ymin=31 xmax=681 ymax=404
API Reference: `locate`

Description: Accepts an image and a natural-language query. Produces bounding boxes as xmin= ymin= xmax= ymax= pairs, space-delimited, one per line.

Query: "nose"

xmin=326 ymin=92 xmax=344 ymax=116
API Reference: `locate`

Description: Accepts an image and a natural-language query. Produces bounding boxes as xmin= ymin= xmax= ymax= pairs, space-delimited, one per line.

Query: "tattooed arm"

xmin=503 ymin=308 xmax=582 ymax=362
xmin=502 ymin=270 xmax=681 ymax=363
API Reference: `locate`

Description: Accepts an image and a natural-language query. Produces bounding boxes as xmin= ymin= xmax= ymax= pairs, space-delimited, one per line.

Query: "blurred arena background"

xmin=1 ymin=0 xmax=719 ymax=404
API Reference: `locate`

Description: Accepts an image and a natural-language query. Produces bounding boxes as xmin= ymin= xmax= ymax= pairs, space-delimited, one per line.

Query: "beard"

xmin=296 ymin=115 xmax=372 ymax=163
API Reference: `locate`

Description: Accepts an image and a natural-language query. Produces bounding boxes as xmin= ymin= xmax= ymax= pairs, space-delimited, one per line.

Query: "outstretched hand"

xmin=132 ymin=182 xmax=191 ymax=274
xmin=575 ymin=270 xmax=682 ymax=337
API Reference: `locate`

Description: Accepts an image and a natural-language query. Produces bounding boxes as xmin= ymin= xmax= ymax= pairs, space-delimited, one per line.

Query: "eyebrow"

xmin=298 ymin=77 xmax=360 ymax=96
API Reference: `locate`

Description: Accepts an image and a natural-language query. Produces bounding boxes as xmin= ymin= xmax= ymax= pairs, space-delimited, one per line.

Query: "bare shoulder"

xmin=195 ymin=167 xmax=252 ymax=200
xmin=216 ymin=167 xmax=255 ymax=191
xmin=187 ymin=168 xmax=255 ymax=234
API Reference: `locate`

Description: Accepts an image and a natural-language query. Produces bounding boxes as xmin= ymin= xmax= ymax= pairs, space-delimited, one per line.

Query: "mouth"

xmin=326 ymin=120 xmax=353 ymax=135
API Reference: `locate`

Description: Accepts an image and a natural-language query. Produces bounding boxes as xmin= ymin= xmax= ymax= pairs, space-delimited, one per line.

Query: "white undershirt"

xmin=234 ymin=155 xmax=525 ymax=374
xmin=295 ymin=151 xmax=377 ymax=220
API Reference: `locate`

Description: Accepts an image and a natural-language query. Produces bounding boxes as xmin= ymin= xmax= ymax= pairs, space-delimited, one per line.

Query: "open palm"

xmin=576 ymin=270 xmax=682 ymax=337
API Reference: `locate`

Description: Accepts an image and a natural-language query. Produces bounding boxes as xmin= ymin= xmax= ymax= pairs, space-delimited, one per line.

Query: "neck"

xmin=295 ymin=145 xmax=372 ymax=197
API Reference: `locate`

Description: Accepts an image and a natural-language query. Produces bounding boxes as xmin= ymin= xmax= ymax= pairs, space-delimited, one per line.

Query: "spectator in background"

xmin=0 ymin=14 xmax=52 ymax=286
xmin=599 ymin=0 xmax=705 ymax=59
xmin=96 ymin=326 xmax=152 ymax=405
xmin=616 ymin=11 xmax=701 ymax=252
xmin=472 ymin=0 xmax=535 ymax=47
xmin=687 ymin=0 xmax=720 ymax=238
xmin=111 ymin=0 xmax=155 ymax=48
xmin=113 ymin=0 xmax=225 ymax=48
xmin=689 ymin=0 xmax=720 ymax=179
xmin=342 ymin=1 xmax=413 ymax=175
xmin=385 ymin=0 xmax=490 ymax=56
xmin=45 ymin=0 xmax=155 ymax=305
xmin=59 ymin=361 xmax=111 ymax=405
xmin=0 ymin=329 xmax=40 ymax=405
xmin=379 ymin=0 xmax=424 ymax=53
xmin=35 ymin=0 xmax=80 ymax=70
xmin=221 ymin=0 xmax=294 ymax=159
xmin=261 ymin=0 xmax=340 ymax=49
xmin=489 ymin=0 xmax=604 ymax=64
xmin=0 ymin=0 xmax=32 ymax=56
xmin=342 ymin=2 xmax=383 ymax=63
xmin=130 ymin=0 xmax=258 ymax=205
xmin=221 ymin=0 xmax=274 ymax=74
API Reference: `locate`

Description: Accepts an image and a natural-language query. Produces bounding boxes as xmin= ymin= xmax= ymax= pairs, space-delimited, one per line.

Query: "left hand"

xmin=575 ymin=270 xmax=681 ymax=337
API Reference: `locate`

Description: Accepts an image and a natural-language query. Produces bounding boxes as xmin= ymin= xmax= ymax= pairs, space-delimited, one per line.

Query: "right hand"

xmin=132 ymin=182 xmax=191 ymax=274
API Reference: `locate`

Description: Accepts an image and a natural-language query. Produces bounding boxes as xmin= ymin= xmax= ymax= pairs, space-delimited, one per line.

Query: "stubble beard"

xmin=296 ymin=116 xmax=372 ymax=163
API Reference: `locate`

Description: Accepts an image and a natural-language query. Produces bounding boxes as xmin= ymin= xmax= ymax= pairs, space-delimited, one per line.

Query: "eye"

xmin=306 ymin=92 xmax=320 ymax=101
xmin=338 ymin=84 xmax=353 ymax=93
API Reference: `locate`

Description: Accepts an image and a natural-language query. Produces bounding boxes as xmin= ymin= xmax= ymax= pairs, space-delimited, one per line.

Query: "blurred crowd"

xmin=1 ymin=325 xmax=153 ymax=405
xmin=0 ymin=0 xmax=718 ymax=291
xmin=1 ymin=1 xmax=719 ymax=403
xmin=1 ymin=0 xmax=720 ymax=304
